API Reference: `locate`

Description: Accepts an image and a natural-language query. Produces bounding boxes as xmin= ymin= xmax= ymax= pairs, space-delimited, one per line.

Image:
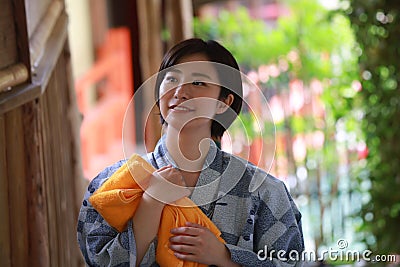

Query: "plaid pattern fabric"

xmin=77 ymin=135 xmax=304 ymax=266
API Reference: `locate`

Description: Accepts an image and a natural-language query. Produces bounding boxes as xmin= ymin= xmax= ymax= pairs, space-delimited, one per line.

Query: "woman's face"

xmin=158 ymin=53 xmax=226 ymax=133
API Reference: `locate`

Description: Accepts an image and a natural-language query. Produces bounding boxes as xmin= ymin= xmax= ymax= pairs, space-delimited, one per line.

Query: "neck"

xmin=165 ymin=126 xmax=211 ymax=172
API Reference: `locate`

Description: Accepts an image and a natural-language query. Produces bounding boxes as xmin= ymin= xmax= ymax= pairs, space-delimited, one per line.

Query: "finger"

xmin=173 ymin=251 xmax=197 ymax=262
xmin=185 ymin=222 xmax=204 ymax=228
xmin=169 ymin=243 xmax=196 ymax=255
xmin=155 ymin=165 xmax=171 ymax=173
xmin=169 ymin=234 xmax=198 ymax=245
xmin=170 ymin=226 xmax=201 ymax=236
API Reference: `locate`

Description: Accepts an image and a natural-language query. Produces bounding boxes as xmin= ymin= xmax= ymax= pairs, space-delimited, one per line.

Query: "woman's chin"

xmin=165 ymin=118 xmax=210 ymax=133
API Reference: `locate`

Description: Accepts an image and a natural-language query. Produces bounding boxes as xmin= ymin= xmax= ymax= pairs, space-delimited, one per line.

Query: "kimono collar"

xmin=150 ymin=135 xmax=223 ymax=207
xmin=153 ymin=134 xmax=219 ymax=171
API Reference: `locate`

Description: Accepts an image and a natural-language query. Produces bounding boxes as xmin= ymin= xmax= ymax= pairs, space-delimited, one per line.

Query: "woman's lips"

xmin=169 ymin=105 xmax=194 ymax=112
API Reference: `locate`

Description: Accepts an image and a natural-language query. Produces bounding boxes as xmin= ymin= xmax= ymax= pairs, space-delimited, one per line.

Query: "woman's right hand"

xmin=144 ymin=165 xmax=190 ymax=204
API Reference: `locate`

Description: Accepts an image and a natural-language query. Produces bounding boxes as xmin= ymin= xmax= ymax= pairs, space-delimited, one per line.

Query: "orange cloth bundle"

xmin=89 ymin=154 xmax=225 ymax=267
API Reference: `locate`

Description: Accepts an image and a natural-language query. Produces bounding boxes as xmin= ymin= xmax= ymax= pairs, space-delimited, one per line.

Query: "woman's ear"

xmin=216 ymin=94 xmax=234 ymax=114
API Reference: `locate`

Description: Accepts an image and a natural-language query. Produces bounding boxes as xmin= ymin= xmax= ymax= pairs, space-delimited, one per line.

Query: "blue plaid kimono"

xmin=77 ymin=136 xmax=304 ymax=266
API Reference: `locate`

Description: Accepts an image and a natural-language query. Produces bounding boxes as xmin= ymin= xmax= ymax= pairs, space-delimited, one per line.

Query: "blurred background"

xmin=0 ymin=0 xmax=399 ymax=266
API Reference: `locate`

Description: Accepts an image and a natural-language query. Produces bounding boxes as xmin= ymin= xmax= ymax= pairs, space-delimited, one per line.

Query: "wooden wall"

xmin=0 ymin=0 xmax=84 ymax=266
xmin=1 ymin=0 xmax=196 ymax=265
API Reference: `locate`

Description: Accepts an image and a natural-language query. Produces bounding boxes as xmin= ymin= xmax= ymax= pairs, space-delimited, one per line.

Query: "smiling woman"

xmin=158 ymin=55 xmax=230 ymax=143
xmin=155 ymin=39 xmax=243 ymax=142
xmin=77 ymin=38 xmax=304 ymax=267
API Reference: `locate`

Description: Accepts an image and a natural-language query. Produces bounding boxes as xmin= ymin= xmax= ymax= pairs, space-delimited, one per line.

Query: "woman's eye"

xmin=192 ymin=81 xmax=206 ymax=86
xmin=165 ymin=76 xmax=178 ymax=83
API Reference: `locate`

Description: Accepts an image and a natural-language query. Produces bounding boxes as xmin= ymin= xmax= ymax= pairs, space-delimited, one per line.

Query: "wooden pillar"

xmin=0 ymin=0 xmax=83 ymax=266
xmin=164 ymin=0 xmax=193 ymax=49
xmin=136 ymin=0 xmax=164 ymax=151
xmin=136 ymin=0 xmax=193 ymax=151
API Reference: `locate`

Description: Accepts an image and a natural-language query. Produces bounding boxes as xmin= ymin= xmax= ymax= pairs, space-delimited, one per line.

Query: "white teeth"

xmin=173 ymin=106 xmax=191 ymax=111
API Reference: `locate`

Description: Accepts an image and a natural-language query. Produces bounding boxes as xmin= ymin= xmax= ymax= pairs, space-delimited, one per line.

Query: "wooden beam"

xmin=11 ymin=0 xmax=31 ymax=81
xmin=0 ymin=0 xmax=18 ymax=68
xmin=136 ymin=0 xmax=163 ymax=151
xmin=192 ymin=0 xmax=225 ymax=10
xmin=23 ymin=101 xmax=50 ymax=267
xmin=32 ymin=13 xmax=68 ymax=91
xmin=0 ymin=114 xmax=11 ymax=267
xmin=164 ymin=0 xmax=193 ymax=49
xmin=0 ymin=63 xmax=29 ymax=92
xmin=0 ymin=13 xmax=68 ymax=115
xmin=29 ymin=1 xmax=63 ymax=67
xmin=5 ymin=107 xmax=28 ymax=267
xmin=0 ymin=83 xmax=41 ymax=115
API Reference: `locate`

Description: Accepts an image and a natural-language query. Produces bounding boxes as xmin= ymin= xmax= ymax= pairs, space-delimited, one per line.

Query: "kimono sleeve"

xmin=77 ymin=160 xmax=137 ymax=267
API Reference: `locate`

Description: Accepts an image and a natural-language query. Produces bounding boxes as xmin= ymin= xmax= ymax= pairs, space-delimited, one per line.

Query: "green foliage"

xmin=195 ymin=8 xmax=281 ymax=67
xmin=347 ymin=0 xmax=400 ymax=254
xmin=194 ymin=1 xmax=357 ymax=84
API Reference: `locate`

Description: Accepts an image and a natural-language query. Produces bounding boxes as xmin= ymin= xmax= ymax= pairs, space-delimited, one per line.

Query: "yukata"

xmin=77 ymin=135 xmax=304 ymax=266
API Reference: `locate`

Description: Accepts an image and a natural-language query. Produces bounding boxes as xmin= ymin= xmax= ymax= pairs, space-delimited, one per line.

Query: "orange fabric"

xmin=89 ymin=154 xmax=225 ymax=267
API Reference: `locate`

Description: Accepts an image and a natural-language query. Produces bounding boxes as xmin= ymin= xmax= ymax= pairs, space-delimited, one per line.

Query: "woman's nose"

xmin=173 ymin=83 xmax=190 ymax=99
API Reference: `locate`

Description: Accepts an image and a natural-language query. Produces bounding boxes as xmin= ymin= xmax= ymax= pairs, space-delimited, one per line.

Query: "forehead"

xmin=178 ymin=53 xmax=210 ymax=64
xmin=166 ymin=53 xmax=219 ymax=81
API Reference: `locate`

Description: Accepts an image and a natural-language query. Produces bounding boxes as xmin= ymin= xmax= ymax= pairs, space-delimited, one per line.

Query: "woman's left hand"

xmin=169 ymin=222 xmax=233 ymax=266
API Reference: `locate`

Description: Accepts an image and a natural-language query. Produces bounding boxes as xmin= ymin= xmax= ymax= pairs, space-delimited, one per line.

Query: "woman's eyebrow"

xmin=166 ymin=68 xmax=213 ymax=81
xmin=192 ymin=72 xmax=212 ymax=81
xmin=166 ymin=68 xmax=182 ymax=74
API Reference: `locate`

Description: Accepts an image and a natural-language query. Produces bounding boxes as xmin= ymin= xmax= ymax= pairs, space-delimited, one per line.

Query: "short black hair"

xmin=155 ymin=38 xmax=243 ymax=139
